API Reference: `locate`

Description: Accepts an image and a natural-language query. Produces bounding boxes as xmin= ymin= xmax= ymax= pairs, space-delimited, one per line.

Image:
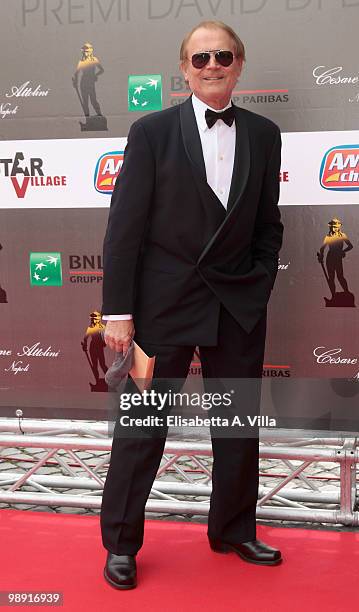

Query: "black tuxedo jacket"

xmin=102 ymin=96 xmax=283 ymax=346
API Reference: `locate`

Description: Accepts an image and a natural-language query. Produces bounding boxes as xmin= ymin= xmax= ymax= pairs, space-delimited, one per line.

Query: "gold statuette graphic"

xmin=81 ymin=311 xmax=108 ymax=391
xmin=72 ymin=42 xmax=107 ymax=132
xmin=317 ymin=218 xmax=355 ymax=307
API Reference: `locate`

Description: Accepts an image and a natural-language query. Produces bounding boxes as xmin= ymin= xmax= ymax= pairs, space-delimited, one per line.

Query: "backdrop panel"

xmin=0 ymin=0 xmax=358 ymax=430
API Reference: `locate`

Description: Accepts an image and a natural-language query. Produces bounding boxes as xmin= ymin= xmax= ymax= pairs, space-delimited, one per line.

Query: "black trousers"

xmin=100 ymin=307 xmax=266 ymax=555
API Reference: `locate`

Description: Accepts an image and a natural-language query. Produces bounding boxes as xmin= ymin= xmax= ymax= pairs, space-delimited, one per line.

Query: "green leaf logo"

xmin=128 ymin=75 xmax=163 ymax=112
xmin=29 ymin=253 xmax=63 ymax=287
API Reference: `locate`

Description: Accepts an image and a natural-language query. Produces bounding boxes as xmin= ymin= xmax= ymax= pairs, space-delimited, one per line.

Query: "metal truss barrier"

xmin=0 ymin=419 xmax=358 ymax=526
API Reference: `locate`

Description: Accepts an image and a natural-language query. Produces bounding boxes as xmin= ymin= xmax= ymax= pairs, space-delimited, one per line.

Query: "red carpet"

xmin=0 ymin=509 xmax=356 ymax=611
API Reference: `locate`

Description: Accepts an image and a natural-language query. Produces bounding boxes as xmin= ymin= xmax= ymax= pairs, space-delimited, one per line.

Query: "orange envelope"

xmin=129 ymin=341 xmax=156 ymax=392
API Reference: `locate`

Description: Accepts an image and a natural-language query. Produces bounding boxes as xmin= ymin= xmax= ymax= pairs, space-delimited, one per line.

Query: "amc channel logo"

xmin=94 ymin=151 xmax=124 ymax=194
xmin=320 ymin=145 xmax=359 ymax=191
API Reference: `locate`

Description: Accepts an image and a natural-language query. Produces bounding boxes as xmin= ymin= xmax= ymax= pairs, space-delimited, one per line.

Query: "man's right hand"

xmin=104 ymin=320 xmax=135 ymax=354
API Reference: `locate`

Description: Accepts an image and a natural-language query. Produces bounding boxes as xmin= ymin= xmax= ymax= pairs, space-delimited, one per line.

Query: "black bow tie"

xmin=205 ymin=106 xmax=235 ymax=129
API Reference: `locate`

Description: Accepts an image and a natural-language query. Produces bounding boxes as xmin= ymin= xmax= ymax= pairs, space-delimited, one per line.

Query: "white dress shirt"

xmin=103 ymin=93 xmax=237 ymax=321
xmin=191 ymin=93 xmax=236 ymax=208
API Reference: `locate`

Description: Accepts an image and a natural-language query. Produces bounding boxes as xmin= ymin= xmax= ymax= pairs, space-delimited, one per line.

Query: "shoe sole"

xmin=103 ymin=568 xmax=137 ymax=590
xmin=210 ymin=543 xmax=282 ymax=566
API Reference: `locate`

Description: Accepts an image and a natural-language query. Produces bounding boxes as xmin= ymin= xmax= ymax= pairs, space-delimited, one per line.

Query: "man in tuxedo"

xmin=100 ymin=20 xmax=284 ymax=589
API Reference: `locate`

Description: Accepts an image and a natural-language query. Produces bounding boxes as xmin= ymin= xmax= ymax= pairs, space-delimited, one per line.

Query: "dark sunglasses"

xmin=191 ymin=50 xmax=234 ymax=69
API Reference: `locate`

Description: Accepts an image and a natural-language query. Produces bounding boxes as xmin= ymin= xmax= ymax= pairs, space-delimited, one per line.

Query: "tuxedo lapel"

xmin=180 ymin=99 xmax=251 ymax=265
xmin=179 ymin=96 xmax=206 ymax=179
xmin=226 ymin=107 xmax=250 ymax=212
xmin=197 ymin=106 xmax=251 ymax=264
xmin=179 ymin=97 xmax=226 ymax=219
xmin=179 ymin=98 xmax=250 ymax=216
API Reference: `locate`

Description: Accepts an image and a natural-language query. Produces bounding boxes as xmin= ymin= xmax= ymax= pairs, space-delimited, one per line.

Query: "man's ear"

xmin=180 ymin=60 xmax=189 ymax=83
xmin=237 ymin=58 xmax=244 ymax=79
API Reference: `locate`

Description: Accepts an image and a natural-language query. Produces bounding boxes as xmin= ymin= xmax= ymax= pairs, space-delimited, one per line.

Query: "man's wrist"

xmin=102 ymin=314 xmax=133 ymax=321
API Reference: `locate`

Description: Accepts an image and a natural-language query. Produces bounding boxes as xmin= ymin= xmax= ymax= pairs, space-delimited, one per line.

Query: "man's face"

xmin=180 ymin=27 xmax=243 ymax=110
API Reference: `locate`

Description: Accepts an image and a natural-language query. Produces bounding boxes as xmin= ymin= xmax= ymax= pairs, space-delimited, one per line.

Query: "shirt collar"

xmin=191 ymin=93 xmax=233 ymax=132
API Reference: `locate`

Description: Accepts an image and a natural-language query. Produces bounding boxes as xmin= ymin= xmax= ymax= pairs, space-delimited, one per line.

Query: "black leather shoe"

xmin=104 ymin=552 xmax=137 ymax=589
xmin=209 ymin=538 xmax=282 ymax=566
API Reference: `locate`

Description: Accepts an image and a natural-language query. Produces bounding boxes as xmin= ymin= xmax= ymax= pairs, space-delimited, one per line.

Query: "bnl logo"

xmin=320 ymin=146 xmax=359 ymax=191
